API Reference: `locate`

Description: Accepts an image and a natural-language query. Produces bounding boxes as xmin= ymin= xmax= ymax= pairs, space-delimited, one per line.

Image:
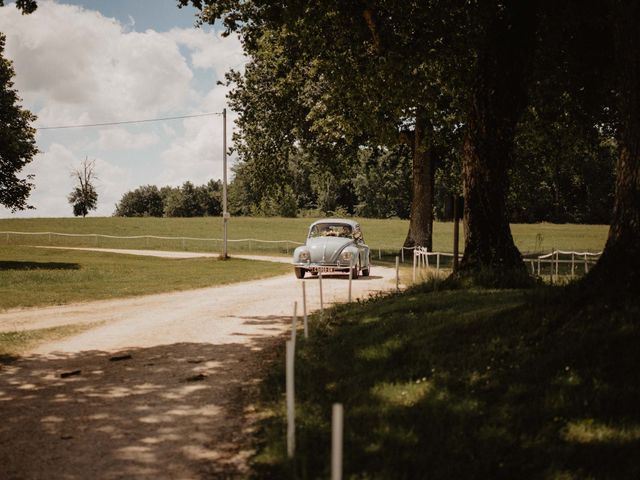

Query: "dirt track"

xmin=0 ymin=253 xmax=396 ymax=479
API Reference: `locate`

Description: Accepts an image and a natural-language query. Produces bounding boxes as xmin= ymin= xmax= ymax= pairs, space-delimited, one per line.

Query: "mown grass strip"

xmin=0 ymin=246 xmax=289 ymax=310
xmin=0 ymin=323 xmax=101 ymax=361
xmin=251 ymin=283 xmax=640 ymax=479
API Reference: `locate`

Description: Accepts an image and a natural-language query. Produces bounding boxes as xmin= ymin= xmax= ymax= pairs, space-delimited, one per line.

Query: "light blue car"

xmin=292 ymin=219 xmax=371 ymax=279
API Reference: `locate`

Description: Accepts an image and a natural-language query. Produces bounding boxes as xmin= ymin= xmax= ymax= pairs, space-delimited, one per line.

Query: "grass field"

xmin=0 ymin=245 xmax=289 ymax=310
xmin=251 ymin=282 xmax=640 ymax=479
xmin=0 ymin=217 xmax=609 ymax=255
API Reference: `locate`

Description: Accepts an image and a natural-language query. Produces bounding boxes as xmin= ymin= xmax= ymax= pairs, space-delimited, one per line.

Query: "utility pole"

xmin=222 ymin=108 xmax=229 ymax=259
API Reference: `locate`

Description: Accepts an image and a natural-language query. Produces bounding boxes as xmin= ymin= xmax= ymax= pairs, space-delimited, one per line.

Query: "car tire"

xmin=294 ymin=267 xmax=306 ymax=279
xmin=351 ymin=264 xmax=359 ymax=280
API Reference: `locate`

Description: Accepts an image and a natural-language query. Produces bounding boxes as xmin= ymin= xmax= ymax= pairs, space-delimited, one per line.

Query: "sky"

xmin=0 ymin=0 xmax=246 ymax=218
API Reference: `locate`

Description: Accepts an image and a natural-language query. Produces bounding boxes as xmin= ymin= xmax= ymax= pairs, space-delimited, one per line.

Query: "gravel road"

xmin=0 ymin=252 xmax=396 ymax=479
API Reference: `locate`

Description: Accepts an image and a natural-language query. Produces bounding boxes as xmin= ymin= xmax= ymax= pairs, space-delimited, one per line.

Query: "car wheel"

xmin=294 ymin=267 xmax=306 ymax=279
xmin=351 ymin=263 xmax=359 ymax=280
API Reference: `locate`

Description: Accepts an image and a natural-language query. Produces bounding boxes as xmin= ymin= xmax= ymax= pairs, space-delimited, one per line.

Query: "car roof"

xmin=309 ymin=218 xmax=360 ymax=228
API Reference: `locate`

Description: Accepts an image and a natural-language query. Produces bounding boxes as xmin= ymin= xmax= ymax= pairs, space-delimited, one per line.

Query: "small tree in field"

xmin=68 ymin=158 xmax=98 ymax=217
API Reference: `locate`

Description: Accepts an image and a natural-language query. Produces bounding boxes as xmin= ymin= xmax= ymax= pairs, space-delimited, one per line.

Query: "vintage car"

xmin=292 ymin=219 xmax=371 ymax=279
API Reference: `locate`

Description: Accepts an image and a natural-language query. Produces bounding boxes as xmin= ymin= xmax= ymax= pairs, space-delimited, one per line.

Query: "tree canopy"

xmin=181 ymin=0 xmax=637 ymax=291
xmin=0 ymin=33 xmax=38 ymax=212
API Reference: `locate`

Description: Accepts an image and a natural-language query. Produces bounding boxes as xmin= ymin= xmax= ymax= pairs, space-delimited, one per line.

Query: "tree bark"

xmin=583 ymin=1 xmax=640 ymax=297
xmin=458 ymin=3 xmax=538 ymax=284
xmin=404 ymin=109 xmax=435 ymax=250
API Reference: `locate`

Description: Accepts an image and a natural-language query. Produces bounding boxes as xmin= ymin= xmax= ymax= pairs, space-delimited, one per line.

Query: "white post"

xmin=331 ymin=403 xmax=343 ymax=480
xmin=537 ymin=257 xmax=541 ymax=276
xmin=302 ymin=282 xmax=308 ymax=339
xmin=348 ymin=267 xmax=353 ymax=303
xmin=401 ymin=247 xmax=404 ymax=263
xmin=425 ymin=250 xmax=430 ymax=268
xmin=436 ymin=252 xmax=440 ymax=274
xmin=378 ymin=248 xmax=381 ymax=260
xmin=395 ymin=256 xmax=400 ymax=292
xmin=286 ymin=340 xmax=295 ymax=458
xmin=571 ymin=252 xmax=575 ymax=277
xmin=412 ymin=250 xmax=417 ymax=282
xmin=292 ymin=301 xmax=297 ymax=343
xmin=584 ymin=253 xmax=589 ymax=273
xmin=319 ymin=272 xmax=324 ymax=313
xmin=555 ymin=251 xmax=559 ymax=280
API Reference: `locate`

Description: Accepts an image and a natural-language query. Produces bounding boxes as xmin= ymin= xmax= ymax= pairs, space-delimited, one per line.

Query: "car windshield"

xmin=309 ymin=223 xmax=353 ymax=239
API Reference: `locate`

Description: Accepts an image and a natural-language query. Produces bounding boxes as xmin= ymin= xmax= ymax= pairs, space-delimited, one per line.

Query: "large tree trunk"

xmin=404 ymin=109 xmax=435 ymax=250
xmin=583 ymin=1 xmax=640 ymax=297
xmin=457 ymin=3 xmax=538 ymax=285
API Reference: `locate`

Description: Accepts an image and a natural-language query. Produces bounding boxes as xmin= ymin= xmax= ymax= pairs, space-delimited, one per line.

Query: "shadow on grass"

xmin=0 ymin=260 xmax=80 ymax=271
xmin=0 ymin=314 xmax=290 ymax=479
xmin=252 ymin=287 xmax=640 ymax=479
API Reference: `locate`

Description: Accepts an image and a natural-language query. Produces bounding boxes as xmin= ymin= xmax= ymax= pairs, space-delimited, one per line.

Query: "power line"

xmin=35 ymin=111 xmax=223 ymax=130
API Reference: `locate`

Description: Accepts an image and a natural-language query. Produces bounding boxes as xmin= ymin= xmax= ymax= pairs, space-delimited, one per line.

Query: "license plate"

xmin=315 ymin=266 xmax=334 ymax=273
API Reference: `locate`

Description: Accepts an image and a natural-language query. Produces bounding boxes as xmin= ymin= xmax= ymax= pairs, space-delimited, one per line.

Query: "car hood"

xmin=306 ymin=237 xmax=354 ymax=263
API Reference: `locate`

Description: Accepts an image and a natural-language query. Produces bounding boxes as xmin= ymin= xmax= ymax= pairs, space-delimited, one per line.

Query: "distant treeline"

xmin=115 ymin=136 xmax=614 ymax=223
xmin=113 ymin=181 xmax=223 ymax=217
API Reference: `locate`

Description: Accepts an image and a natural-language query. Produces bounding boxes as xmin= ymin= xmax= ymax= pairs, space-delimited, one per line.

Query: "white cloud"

xmin=95 ymin=128 xmax=160 ymax=150
xmin=0 ymin=0 xmax=246 ymax=218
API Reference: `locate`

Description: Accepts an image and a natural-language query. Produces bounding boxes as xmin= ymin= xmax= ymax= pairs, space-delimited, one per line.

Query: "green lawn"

xmin=251 ymin=283 xmax=640 ymax=479
xmin=0 ymin=245 xmax=289 ymax=310
xmin=0 ymin=217 xmax=609 ymax=255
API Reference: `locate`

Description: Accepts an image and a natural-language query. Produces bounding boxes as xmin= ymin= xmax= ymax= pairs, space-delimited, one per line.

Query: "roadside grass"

xmin=0 ymin=217 xmax=608 ymax=255
xmin=0 ymin=245 xmax=289 ymax=310
xmin=251 ymin=283 xmax=640 ymax=479
xmin=0 ymin=323 xmax=102 ymax=361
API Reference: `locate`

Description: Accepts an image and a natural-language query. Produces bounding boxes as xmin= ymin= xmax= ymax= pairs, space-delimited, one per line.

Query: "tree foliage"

xmin=68 ymin=158 xmax=98 ymax=218
xmin=114 ymin=180 xmax=222 ymax=218
xmin=0 ymin=33 xmax=38 ymax=212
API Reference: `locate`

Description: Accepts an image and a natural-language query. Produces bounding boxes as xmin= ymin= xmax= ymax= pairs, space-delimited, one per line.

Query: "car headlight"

xmin=299 ymin=251 xmax=310 ymax=261
xmin=340 ymin=251 xmax=353 ymax=261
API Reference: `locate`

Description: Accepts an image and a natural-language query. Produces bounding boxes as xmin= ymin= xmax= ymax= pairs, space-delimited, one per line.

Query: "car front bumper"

xmin=292 ymin=262 xmax=352 ymax=273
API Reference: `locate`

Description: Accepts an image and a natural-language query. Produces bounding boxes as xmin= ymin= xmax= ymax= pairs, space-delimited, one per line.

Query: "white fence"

xmin=529 ymin=249 xmax=602 ymax=280
xmin=1 ymin=230 xmax=303 ymax=254
xmin=411 ymin=246 xmax=602 ymax=282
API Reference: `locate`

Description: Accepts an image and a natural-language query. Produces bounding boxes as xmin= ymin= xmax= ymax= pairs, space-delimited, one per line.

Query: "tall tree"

xmin=457 ymin=2 xmax=539 ymax=284
xmin=585 ymin=0 xmax=640 ymax=297
xmin=68 ymin=158 xmax=98 ymax=218
xmin=0 ymin=33 xmax=38 ymax=212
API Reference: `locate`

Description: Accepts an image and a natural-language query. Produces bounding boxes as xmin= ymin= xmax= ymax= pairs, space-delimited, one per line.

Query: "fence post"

xmin=378 ymin=248 xmax=381 ymax=260
xmin=401 ymin=247 xmax=404 ymax=263
xmin=286 ymin=340 xmax=295 ymax=459
xmin=537 ymin=257 xmax=541 ymax=276
xmin=584 ymin=253 xmax=589 ymax=273
xmin=436 ymin=252 xmax=440 ymax=275
xmin=292 ymin=302 xmax=298 ymax=343
xmin=412 ymin=250 xmax=417 ymax=282
xmin=555 ymin=250 xmax=559 ymax=280
xmin=319 ymin=272 xmax=324 ymax=314
xmin=395 ymin=256 xmax=400 ymax=292
xmin=302 ymin=282 xmax=308 ymax=339
xmin=331 ymin=403 xmax=344 ymax=480
xmin=571 ymin=253 xmax=575 ymax=277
